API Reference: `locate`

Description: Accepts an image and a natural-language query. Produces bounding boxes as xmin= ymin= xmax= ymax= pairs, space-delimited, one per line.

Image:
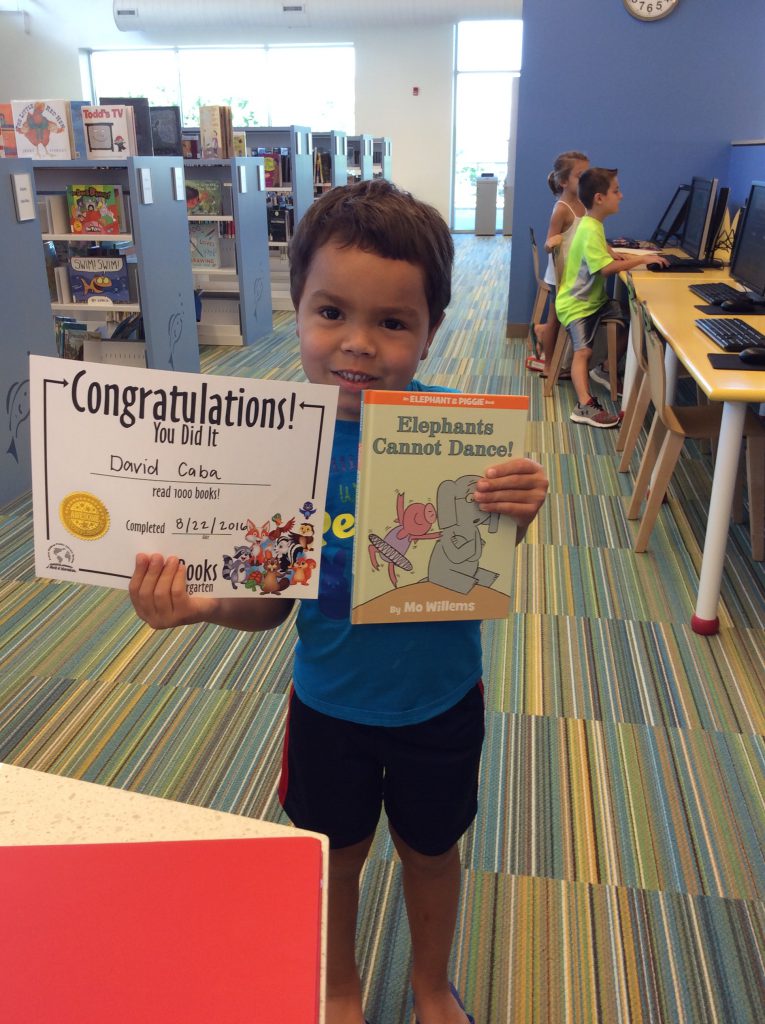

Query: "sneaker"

xmin=589 ymin=363 xmax=623 ymax=397
xmin=570 ymin=396 xmax=620 ymax=428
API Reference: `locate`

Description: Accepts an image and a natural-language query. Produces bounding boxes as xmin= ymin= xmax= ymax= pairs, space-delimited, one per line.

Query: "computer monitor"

xmin=650 ymin=185 xmax=689 ymax=247
xmin=679 ymin=176 xmax=718 ymax=260
xmin=729 ymin=181 xmax=765 ymax=303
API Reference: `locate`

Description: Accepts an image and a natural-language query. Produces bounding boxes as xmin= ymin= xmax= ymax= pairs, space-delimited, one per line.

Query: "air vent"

xmin=282 ymin=5 xmax=304 ymax=10
xmin=115 ymin=7 xmax=138 ymax=14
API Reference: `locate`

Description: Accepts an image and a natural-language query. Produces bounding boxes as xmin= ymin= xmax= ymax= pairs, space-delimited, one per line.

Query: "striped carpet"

xmin=1 ymin=234 xmax=764 ymax=1023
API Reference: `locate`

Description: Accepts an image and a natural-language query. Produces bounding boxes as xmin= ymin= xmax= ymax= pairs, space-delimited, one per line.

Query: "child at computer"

xmin=528 ymin=150 xmax=589 ymax=375
xmin=556 ymin=167 xmax=667 ymax=427
xmin=129 ymin=179 xmax=549 ymax=1024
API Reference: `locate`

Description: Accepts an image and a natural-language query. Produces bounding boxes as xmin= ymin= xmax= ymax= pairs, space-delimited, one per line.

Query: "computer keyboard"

xmin=689 ymin=282 xmax=747 ymax=305
xmin=694 ymin=317 xmax=765 ymax=352
xmin=649 ymin=253 xmax=706 ymax=272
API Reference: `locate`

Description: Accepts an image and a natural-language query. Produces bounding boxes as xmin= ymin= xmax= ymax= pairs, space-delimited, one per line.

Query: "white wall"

xmin=0 ymin=3 xmax=457 ymax=219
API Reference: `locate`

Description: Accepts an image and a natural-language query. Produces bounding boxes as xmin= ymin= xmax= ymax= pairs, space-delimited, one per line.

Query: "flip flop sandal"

xmin=414 ymin=982 xmax=475 ymax=1024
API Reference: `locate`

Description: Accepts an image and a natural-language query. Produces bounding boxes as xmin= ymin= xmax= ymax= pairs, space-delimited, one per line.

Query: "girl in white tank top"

xmin=528 ymin=152 xmax=589 ymax=375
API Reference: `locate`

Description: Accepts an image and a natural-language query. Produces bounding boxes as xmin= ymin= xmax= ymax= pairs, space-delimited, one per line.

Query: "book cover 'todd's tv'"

xmin=351 ymin=390 xmax=529 ymax=625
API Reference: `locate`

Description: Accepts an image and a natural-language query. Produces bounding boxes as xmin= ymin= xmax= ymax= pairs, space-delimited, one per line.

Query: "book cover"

xmin=262 ymin=150 xmax=282 ymax=188
xmin=350 ymin=390 xmax=529 ymax=624
xmin=0 ymin=837 xmax=323 ymax=1023
xmin=188 ymin=220 xmax=221 ymax=268
xmin=199 ymin=104 xmax=226 ymax=158
xmin=11 ymin=99 xmax=72 ymax=159
xmin=67 ymin=254 xmax=130 ymax=304
xmin=185 ymin=178 xmax=223 ymax=216
xmin=82 ymin=104 xmax=136 ymax=158
xmin=67 ymin=183 xmax=122 ymax=234
xmin=100 ymin=96 xmax=154 ymax=155
xmin=232 ymin=130 xmax=247 ymax=157
xmin=69 ymin=99 xmax=89 ymax=159
xmin=150 ymin=104 xmax=183 ymax=156
xmin=0 ymin=101 xmax=17 ymax=157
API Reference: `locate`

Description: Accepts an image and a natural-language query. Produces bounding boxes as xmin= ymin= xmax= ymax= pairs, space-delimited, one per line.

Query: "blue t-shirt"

xmin=294 ymin=382 xmax=483 ymax=727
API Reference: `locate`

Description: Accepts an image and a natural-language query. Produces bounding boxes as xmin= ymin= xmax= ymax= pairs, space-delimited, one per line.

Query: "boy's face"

xmin=296 ymin=241 xmax=442 ymax=421
xmin=598 ymin=177 xmax=623 ymax=216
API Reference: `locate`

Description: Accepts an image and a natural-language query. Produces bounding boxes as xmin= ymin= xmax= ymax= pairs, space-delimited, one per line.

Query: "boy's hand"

xmin=474 ymin=458 xmax=548 ymax=528
xmin=129 ymin=553 xmax=217 ymax=629
xmin=645 ymin=254 xmax=669 ymax=269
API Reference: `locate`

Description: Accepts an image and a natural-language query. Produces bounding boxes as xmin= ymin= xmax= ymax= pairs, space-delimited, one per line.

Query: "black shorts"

xmin=279 ymin=683 xmax=485 ymax=855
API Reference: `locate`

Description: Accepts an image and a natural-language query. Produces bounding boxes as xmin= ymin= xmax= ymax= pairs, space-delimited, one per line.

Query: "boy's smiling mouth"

xmin=333 ymin=370 xmax=378 ymax=385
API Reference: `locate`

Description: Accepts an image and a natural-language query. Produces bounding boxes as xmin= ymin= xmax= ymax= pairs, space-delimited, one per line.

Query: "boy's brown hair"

xmin=289 ymin=179 xmax=454 ymax=328
xmin=578 ymin=167 xmax=618 ymax=210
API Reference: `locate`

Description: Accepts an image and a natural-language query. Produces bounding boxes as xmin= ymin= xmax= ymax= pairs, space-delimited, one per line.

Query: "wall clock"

xmin=623 ymin=0 xmax=679 ymax=21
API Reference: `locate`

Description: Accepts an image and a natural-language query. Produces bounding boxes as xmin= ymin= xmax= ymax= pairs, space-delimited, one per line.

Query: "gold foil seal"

xmin=59 ymin=492 xmax=110 ymax=541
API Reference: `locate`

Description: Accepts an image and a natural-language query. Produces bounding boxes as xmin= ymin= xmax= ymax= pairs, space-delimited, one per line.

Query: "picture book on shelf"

xmin=150 ymin=104 xmax=183 ymax=156
xmin=186 ymin=179 xmax=223 ymax=216
xmin=0 ymin=102 xmax=17 ymax=157
xmin=189 ymin=221 xmax=222 ymax=268
xmin=67 ymin=254 xmax=130 ymax=304
xmin=69 ymin=99 xmax=89 ymax=159
xmin=67 ymin=184 xmax=122 ymax=234
xmin=199 ymin=104 xmax=233 ymax=159
xmin=350 ymin=390 xmax=529 ymax=625
xmin=82 ymin=104 xmax=137 ymax=158
xmin=11 ymin=99 xmax=73 ymax=159
xmin=100 ymin=96 xmax=154 ymax=155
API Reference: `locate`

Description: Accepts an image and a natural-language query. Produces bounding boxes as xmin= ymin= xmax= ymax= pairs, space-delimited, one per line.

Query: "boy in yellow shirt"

xmin=556 ymin=168 xmax=667 ymax=427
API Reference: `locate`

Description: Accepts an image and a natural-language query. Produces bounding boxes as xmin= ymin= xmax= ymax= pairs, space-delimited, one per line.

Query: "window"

xmin=88 ymin=45 xmax=355 ymax=132
xmin=452 ymin=21 xmax=522 ymax=232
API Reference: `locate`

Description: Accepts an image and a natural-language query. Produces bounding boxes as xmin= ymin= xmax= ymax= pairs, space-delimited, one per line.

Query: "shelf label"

xmin=172 ymin=165 xmax=185 ymax=202
xmin=139 ymin=167 xmax=153 ymax=205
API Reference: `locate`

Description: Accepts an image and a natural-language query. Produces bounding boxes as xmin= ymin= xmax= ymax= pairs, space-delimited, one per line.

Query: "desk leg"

xmin=691 ymin=401 xmax=746 ymax=635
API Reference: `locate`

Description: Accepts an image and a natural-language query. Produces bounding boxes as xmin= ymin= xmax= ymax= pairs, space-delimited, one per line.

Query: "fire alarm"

xmin=412 ymin=86 xmax=419 ymax=96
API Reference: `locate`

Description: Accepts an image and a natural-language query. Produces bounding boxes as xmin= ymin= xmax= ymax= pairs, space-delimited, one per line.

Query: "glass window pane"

xmin=453 ymin=70 xmax=514 ymax=229
xmin=90 ymin=50 xmax=181 ymax=107
xmin=177 ymin=48 xmax=268 ymax=127
xmin=457 ymin=20 xmax=522 ymax=72
xmin=267 ymin=47 xmax=355 ymax=131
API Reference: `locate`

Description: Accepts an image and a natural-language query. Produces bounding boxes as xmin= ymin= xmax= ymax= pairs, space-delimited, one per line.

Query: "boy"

xmin=555 ymin=167 xmax=667 ymax=427
xmin=129 ymin=180 xmax=548 ymax=1024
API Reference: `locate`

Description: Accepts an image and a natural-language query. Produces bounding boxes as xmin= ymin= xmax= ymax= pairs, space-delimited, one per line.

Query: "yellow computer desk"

xmin=623 ymin=266 xmax=765 ymax=634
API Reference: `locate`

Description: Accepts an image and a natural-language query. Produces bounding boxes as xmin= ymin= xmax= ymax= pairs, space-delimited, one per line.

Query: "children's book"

xmin=100 ymin=96 xmax=154 ymax=155
xmin=67 ymin=254 xmax=130 ymax=304
xmin=67 ymin=184 xmax=122 ymax=234
xmin=69 ymin=99 xmax=89 ymax=159
xmin=188 ymin=221 xmax=222 ymax=268
xmin=11 ymin=99 xmax=73 ymax=159
xmin=150 ymin=104 xmax=183 ymax=156
xmin=185 ymin=178 xmax=223 ymax=216
xmin=0 ymin=101 xmax=17 ymax=157
xmin=82 ymin=104 xmax=137 ymax=158
xmin=232 ymin=130 xmax=247 ymax=157
xmin=199 ymin=104 xmax=233 ymax=159
xmin=350 ymin=390 xmax=529 ymax=624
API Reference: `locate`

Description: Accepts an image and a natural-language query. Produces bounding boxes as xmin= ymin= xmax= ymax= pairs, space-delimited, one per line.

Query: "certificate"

xmin=30 ymin=355 xmax=338 ymax=599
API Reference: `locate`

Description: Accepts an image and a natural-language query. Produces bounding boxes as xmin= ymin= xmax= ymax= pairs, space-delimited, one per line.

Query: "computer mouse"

xmin=720 ymin=298 xmax=755 ymax=313
xmin=739 ymin=347 xmax=765 ymax=365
